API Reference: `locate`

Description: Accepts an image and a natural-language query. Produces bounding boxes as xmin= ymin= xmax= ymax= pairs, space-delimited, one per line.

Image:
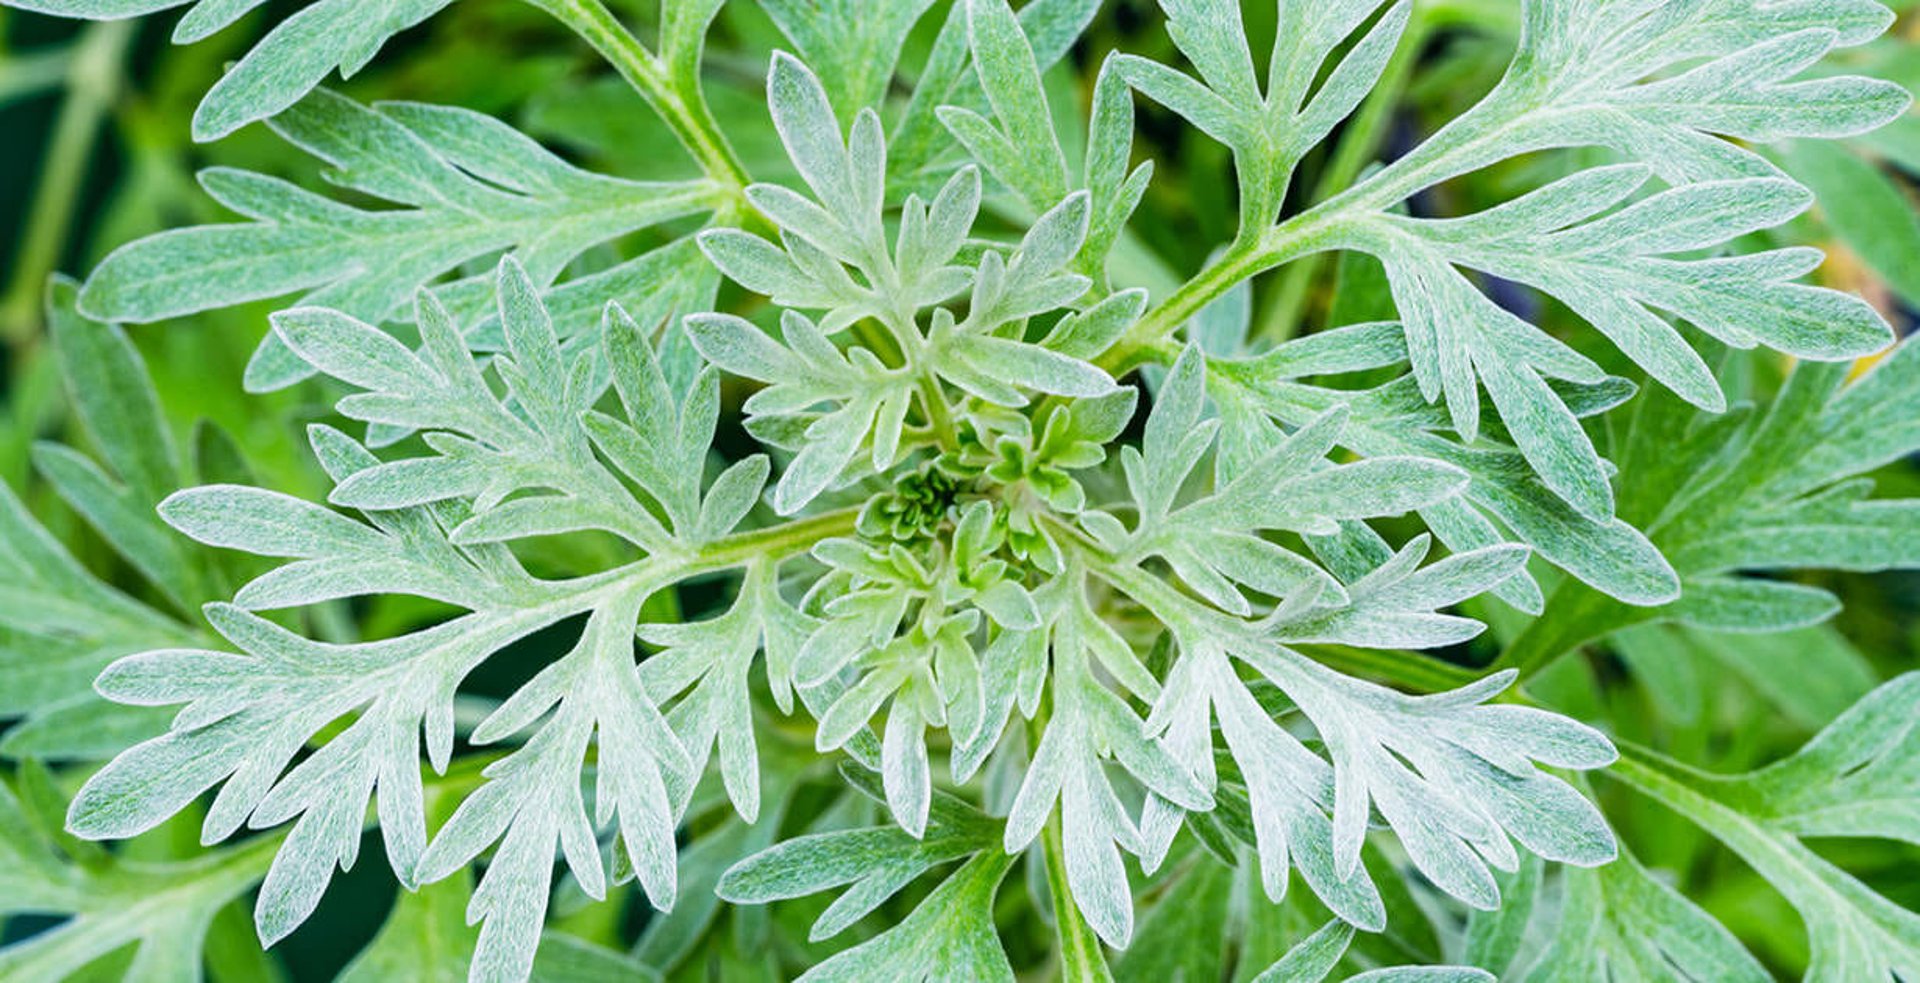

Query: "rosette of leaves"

xmin=6 ymin=0 xmax=1920 ymax=980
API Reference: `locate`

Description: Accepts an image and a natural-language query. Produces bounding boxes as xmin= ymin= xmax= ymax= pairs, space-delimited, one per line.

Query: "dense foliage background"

xmin=3 ymin=1 xmax=1919 ymax=979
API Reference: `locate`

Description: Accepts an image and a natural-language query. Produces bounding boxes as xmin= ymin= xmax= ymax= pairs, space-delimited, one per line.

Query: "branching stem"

xmin=526 ymin=0 xmax=754 ymax=218
xmin=1097 ymin=209 xmax=1352 ymax=375
xmin=1260 ymin=6 xmax=1434 ymax=342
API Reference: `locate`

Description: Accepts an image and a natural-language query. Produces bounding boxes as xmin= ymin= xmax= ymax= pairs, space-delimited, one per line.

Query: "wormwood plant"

xmin=3 ymin=0 xmax=1920 ymax=979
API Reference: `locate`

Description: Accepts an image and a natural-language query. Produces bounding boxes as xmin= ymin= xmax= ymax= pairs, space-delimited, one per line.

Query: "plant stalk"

xmin=525 ymin=0 xmax=753 ymax=211
xmin=1260 ymin=6 xmax=1433 ymax=342
xmin=1 ymin=21 xmax=131 ymax=349
xmin=1041 ymin=813 xmax=1117 ymax=983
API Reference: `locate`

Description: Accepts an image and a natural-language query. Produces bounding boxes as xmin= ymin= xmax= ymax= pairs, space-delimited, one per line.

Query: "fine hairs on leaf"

xmin=4 ymin=0 xmax=1918 ymax=980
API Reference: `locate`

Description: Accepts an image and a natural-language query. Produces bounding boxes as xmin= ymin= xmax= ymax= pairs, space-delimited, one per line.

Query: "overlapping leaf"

xmin=0 ymin=283 xmax=210 ymax=761
xmin=1503 ymin=334 xmax=1920 ymax=674
xmin=80 ymin=88 xmax=720 ymax=390
xmin=11 ymin=0 xmax=456 ymax=140
xmin=1616 ymin=675 xmax=1920 ymax=981
xmin=1517 ymin=851 xmax=1770 ymax=982
xmin=60 ymin=273 xmax=776 ymax=980
xmin=938 ymin=0 xmax=1150 ymax=278
xmin=692 ymin=52 xmax=1120 ymax=514
xmin=0 ymin=767 xmax=279 ymax=982
xmin=1208 ymin=330 xmax=1675 ymax=608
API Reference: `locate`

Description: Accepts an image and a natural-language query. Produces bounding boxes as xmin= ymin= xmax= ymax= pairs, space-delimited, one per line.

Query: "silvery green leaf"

xmin=793 ymin=852 xmax=1016 ymax=982
xmin=718 ymin=781 xmax=997 ymax=942
xmin=1517 ymin=851 xmax=1767 ymax=983
xmin=63 ymin=378 xmax=690 ymax=968
xmin=1252 ymin=918 xmax=1353 ymax=983
xmin=1392 ymin=2 xmax=1906 ymax=188
xmin=187 ymin=0 xmax=453 ymax=140
xmin=937 ymin=333 xmax=1115 ymax=400
xmin=1252 ymin=915 xmax=1495 ymax=983
xmin=278 ymin=261 xmax=691 ymax=551
xmin=699 ymin=229 xmax=849 ymax=310
xmin=761 ymin=0 xmax=938 ymax=116
xmin=160 ymin=480 xmax=495 ymax=609
xmin=1003 ymin=605 xmax=1211 ymax=948
xmin=1733 ymin=672 xmax=1920 ymax=845
xmin=686 ymin=311 xmax=914 ymax=514
xmin=1277 ymin=538 xmax=1528 ymax=650
xmin=6 ymin=0 xmax=473 ymax=142
xmin=937 ymin=0 xmax=1069 ymax=207
xmin=0 ymin=772 xmax=278 ymax=982
xmin=599 ymin=302 xmax=733 ymax=539
xmin=639 ymin=563 xmax=801 ymax=822
xmin=1209 ymin=362 xmax=1678 ymax=605
xmin=1238 ymin=651 xmax=1616 ymax=911
xmin=1043 ymin=287 xmax=1148 ymax=361
xmin=1148 ymin=642 xmax=1386 ymax=930
xmin=1110 ymin=347 xmax=1458 ymax=618
xmin=1193 ymin=2 xmax=1904 ymax=532
xmin=80 ymin=89 xmax=718 ymax=391
xmin=38 ymin=280 xmax=216 ymax=614
xmin=1120 ymin=0 xmax=1411 ymax=236
xmin=1346 ymin=970 xmax=1493 ymax=983
xmin=1354 ymin=172 xmax=1892 ymax=512
xmin=1508 ymin=335 xmax=1920 ymax=674
xmin=0 ymin=289 xmax=216 ymax=763
xmin=888 ymin=0 xmax=1100 ymax=188
xmin=767 ymin=51 xmax=871 ymax=234
xmin=942 ymin=22 xmax=1153 ymax=280
xmin=414 ymin=592 xmax=692 ymax=982
xmin=1653 ymin=341 xmax=1920 ymax=582
xmin=1615 ymin=678 xmax=1920 ymax=982
xmin=69 ymin=603 xmax=481 ymax=936
xmin=44 ymin=278 xmax=179 ymax=505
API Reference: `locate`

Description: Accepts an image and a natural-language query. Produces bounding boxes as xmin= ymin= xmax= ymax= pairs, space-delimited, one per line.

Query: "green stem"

xmin=1601 ymin=742 xmax=1818 ymax=900
xmin=1 ymin=21 xmax=131 ymax=349
xmin=1074 ymin=535 xmax=1480 ymax=697
xmin=916 ymin=373 xmax=960 ymax=451
xmin=1042 ymin=812 xmax=1117 ymax=983
xmin=696 ymin=506 xmax=859 ymax=568
xmin=542 ymin=508 xmax=855 ymax=620
xmin=1604 ymin=744 xmax=1729 ymax=826
xmin=524 ymin=0 xmax=752 ymax=212
xmin=1490 ymin=583 xmax=1643 ymax=682
xmin=1303 ymin=643 xmax=1480 ymax=694
xmin=0 ymin=44 xmax=71 ymax=105
xmin=1261 ymin=8 xmax=1432 ymax=343
xmin=1097 ymin=209 xmax=1352 ymax=376
xmin=1098 ymin=18 xmax=1553 ymax=377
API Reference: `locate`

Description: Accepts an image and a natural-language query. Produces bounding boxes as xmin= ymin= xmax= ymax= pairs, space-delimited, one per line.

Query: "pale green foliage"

xmin=1116 ymin=0 xmax=1414 ymax=237
xmin=61 ymin=260 xmax=773 ymax=980
xmin=1255 ymin=918 xmax=1492 ymax=982
xmin=1518 ymin=851 xmax=1771 ymax=982
xmin=1611 ymin=673 xmax=1920 ymax=981
xmin=6 ymin=0 xmax=1920 ymax=980
xmin=0 ymin=281 xmax=215 ymax=760
xmin=76 ymin=88 xmax=721 ymax=391
xmin=0 ymin=762 xmax=278 ymax=982
xmin=7 ymin=0 xmax=456 ymax=139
